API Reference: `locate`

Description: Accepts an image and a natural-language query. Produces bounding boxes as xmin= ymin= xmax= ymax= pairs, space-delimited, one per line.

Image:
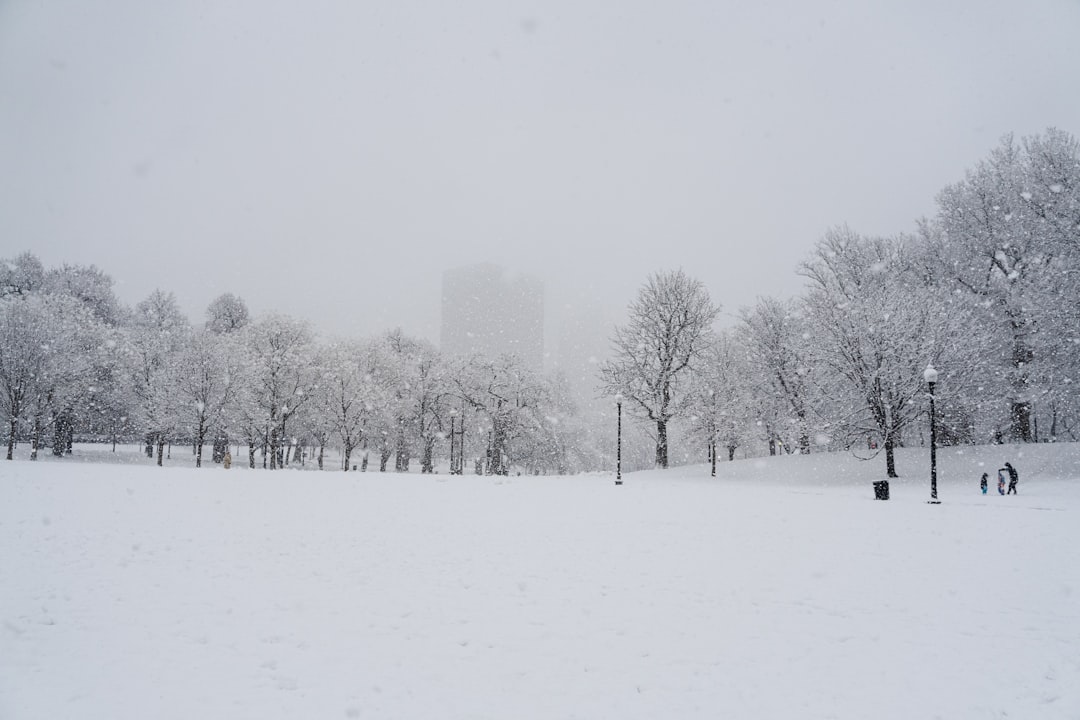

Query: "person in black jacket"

xmin=1002 ymin=462 xmax=1019 ymax=495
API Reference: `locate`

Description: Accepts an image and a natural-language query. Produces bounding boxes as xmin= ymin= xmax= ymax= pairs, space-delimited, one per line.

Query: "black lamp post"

xmin=615 ymin=394 xmax=623 ymax=485
xmin=924 ymin=364 xmax=940 ymax=504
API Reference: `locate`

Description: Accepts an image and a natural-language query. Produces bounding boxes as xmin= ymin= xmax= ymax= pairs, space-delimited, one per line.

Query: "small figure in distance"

xmin=980 ymin=472 xmax=988 ymax=495
xmin=1002 ymin=461 xmax=1019 ymax=495
xmin=223 ymin=450 xmax=232 ymax=470
xmin=997 ymin=468 xmax=1006 ymax=495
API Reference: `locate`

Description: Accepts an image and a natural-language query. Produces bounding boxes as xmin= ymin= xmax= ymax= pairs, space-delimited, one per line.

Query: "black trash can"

xmin=873 ymin=480 xmax=890 ymax=501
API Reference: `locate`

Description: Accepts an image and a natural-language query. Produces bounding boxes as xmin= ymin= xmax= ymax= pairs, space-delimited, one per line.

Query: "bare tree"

xmin=599 ymin=269 xmax=719 ymax=468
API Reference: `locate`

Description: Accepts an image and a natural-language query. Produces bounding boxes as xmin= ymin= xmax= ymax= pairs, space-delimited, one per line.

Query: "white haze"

xmin=1 ymin=0 xmax=1079 ymax=346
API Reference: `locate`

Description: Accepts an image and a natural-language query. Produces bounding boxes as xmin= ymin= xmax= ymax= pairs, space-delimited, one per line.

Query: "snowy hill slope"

xmin=1 ymin=444 xmax=1078 ymax=719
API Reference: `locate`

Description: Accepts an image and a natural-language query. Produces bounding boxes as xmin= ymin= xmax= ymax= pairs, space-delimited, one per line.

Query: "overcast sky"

xmin=2 ymin=0 xmax=1078 ymax=345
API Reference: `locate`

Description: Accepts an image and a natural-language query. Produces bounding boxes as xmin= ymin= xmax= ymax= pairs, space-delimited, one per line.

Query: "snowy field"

xmin=2 ymin=443 xmax=1079 ymax=719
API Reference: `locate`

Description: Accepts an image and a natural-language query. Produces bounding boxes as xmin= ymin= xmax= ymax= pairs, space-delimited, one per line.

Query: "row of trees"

xmin=0 ymin=260 xmax=592 ymax=473
xmin=601 ymin=128 xmax=1079 ymax=477
xmin=2 ymin=127 xmax=1077 ymax=477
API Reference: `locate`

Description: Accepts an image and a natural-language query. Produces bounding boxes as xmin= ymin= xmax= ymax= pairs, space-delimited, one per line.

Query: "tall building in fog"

xmin=440 ymin=264 xmax=544 ymax=371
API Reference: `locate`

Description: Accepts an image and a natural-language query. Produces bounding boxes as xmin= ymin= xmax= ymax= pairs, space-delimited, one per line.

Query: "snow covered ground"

xmin=2 ymin=443 xmax=1079 ymax=719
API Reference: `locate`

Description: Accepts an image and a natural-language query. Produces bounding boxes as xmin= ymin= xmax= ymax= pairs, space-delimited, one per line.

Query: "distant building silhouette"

xmin=440 ymin=264 xmax=544 ymax=371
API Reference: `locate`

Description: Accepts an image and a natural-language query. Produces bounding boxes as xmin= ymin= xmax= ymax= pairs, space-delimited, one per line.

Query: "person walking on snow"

xmin=980 ymin=472 xmax=988 ymax=494
xmin=1003 ymin=462 xmax=1019 ymax=495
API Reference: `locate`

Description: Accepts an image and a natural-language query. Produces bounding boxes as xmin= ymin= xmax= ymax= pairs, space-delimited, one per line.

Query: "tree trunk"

xmin=884 ymin=436 xmax=897 ymax=478
xmin=727 ymin=445 xmax=736 ymax=461
xmin=318 ymin=443 xmax=325 ymax=470
xmin=156 ymin=438 xmax=165 ymax=467
xmin=379 ymin=447 xmax=390 ymax=472
xmin=343 ymin=442 xmax=353 ymax=472
xmin=768 ymin=436 xmax=776 ymax=456
xmin=1010 ymin=401 xmax=1032 ymax=443
xmin=195 ymin=418 xmax=206 ymax=468
xmin=1009 ymin=326 xmax=1034 ymax=442
xmin=798 ymin=431 xmax=810 ymax=454
xmin=30 ymin=414 xmax=43 ymax=461
xmin=655 ymin=420 xmax=668 ymax=468
xmin=53 ymin=411 xmax=68 ymax=457
xmin=248 ymin=440 xmax=256 ymax=469
xmin=420 ymin=436 xmax=435 ymax=473
xmin=490 ymin=421 xmax=509 ymax=475
xmin=395 ymin=428 xmax=409 ymax=472
xmin=7 ymin=416 xmax=16 ymax=460
xmin=269 ymin=425 xmax=279 ymax=470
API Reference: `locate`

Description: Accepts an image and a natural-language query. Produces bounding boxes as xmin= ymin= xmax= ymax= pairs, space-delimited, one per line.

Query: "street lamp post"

xmin=615 ymin=394 xmax=623 ymax=485
xmin=924 ymin=364 xmax=940 ymax=504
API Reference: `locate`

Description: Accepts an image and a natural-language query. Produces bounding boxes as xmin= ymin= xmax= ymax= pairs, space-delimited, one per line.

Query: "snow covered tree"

xmin=43 ymin=263 xmax=124 ymax=327
xmin=508 ymin=369 xmax=583 ymax=475
xmin=599 ymin=269 xmax=720 ymax=468
xmin=0 ymin=252 xmax=46 ymax=299
xmin=127 ymin=290 xmax=191 ymax=465
xmin=738 ymin=297 xmax=819 ymax=455
xmin=396 ymin=332 xmax=452 ymax=474
xmin=205 ymin=293 xmax=250 ymax=335
xmin=242 ymin=314 xmax=314 ymax=470
xmin=452 ymin=353 xmax=549 ymax=475
xmin=0 ymin=292 xmax=104 ymax=460
xmin=364 ymin=329 xmax=454 ymax=473
xmin=171 ymin=330 xmax=240 ymax=467
xmin=313 ymin=339 xmax=383 ymax=472
xmin=0 ymin=296 xmax=49 ymax=459
xmin=227 ymin=375 xmax=266 ymax=470
xmin=686 ymin=330 xmax=753 ymax=468
xmin=801 ymin=227 xmax=978 ymax=478
xmin=928 ymin=128 xmax=1080 ymax=441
